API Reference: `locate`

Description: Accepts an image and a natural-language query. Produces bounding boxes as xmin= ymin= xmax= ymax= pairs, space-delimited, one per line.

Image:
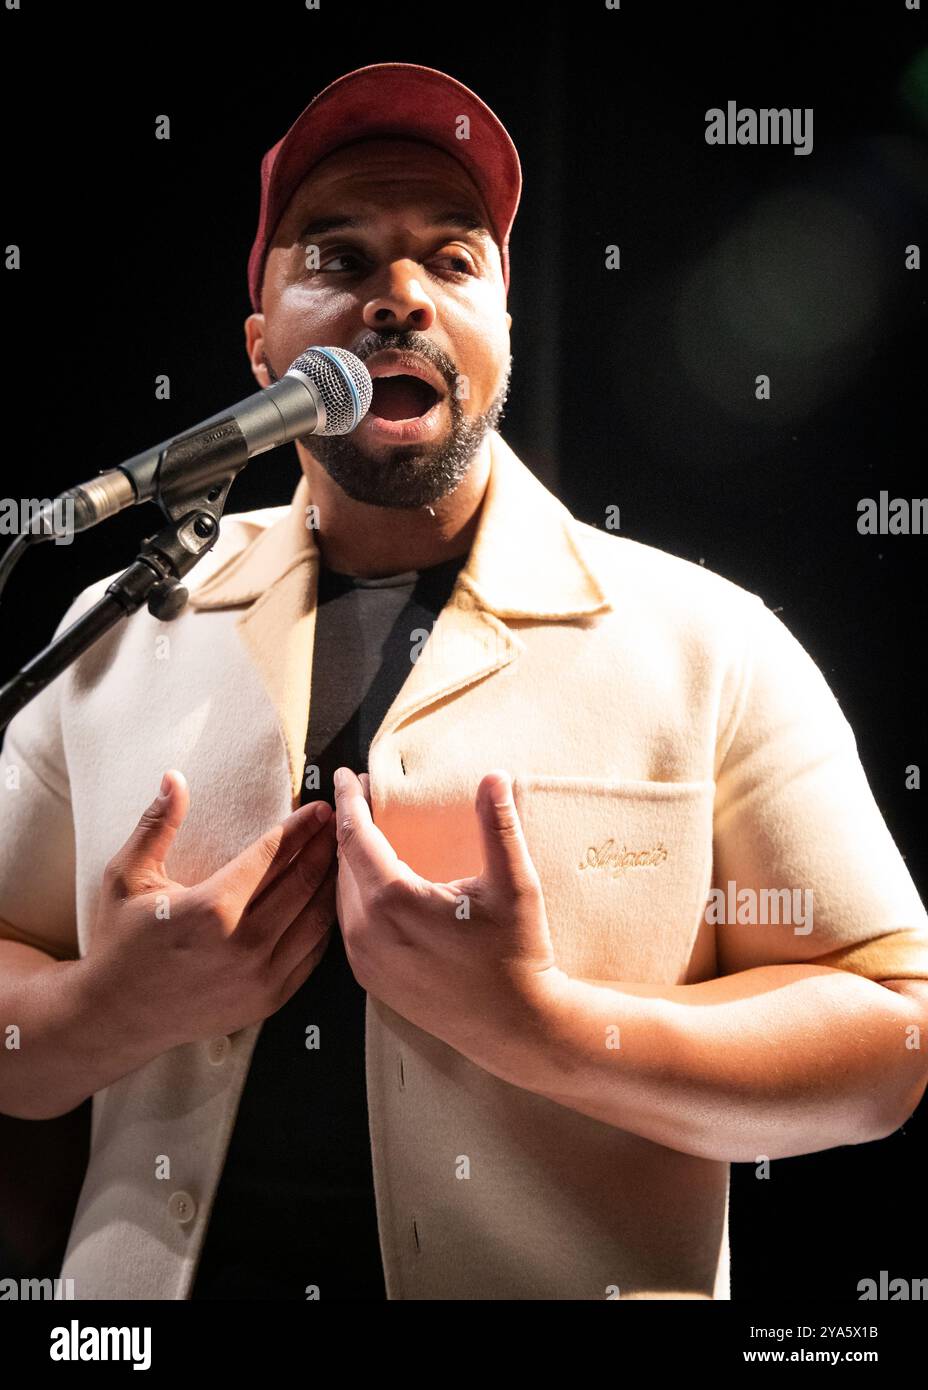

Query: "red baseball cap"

xmin=247 ymin=62 xmax=522 ymax=312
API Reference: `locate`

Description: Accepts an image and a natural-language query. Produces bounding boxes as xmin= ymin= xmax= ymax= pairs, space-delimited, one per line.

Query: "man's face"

xmin=245 ymin=137 xmax=513 ymax=509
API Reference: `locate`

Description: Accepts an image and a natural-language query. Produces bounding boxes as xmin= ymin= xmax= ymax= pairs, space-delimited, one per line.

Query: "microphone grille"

xmin=287 ymin=346 xmax=373 ymax=435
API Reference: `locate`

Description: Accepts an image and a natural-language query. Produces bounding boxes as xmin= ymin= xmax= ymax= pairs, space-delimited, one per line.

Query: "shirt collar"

xmin=189 ymin=429 xmax=613 ymax=620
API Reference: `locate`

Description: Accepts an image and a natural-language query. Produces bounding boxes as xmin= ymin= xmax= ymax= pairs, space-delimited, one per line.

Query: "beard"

xmin=263 ymin=334 xmax=512 ymax=509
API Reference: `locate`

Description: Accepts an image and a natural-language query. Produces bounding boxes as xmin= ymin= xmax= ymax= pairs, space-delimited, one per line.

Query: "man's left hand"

xmin=332 ymin=765 xmax=566 ymax=1075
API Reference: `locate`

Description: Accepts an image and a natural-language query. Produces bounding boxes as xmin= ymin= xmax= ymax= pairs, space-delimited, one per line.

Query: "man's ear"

xmin=244 ymin=313 xmax=271 ymax=387
xmin=505 ymin=311 xmax=512 ymax=331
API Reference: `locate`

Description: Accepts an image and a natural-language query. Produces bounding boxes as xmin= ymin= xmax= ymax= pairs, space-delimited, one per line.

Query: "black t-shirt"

xmin=189 ymin=552 xmax=467 ymax=1300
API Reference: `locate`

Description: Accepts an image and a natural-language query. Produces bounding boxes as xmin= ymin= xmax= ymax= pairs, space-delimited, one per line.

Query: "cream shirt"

xmin=2 ymin=429 xmax=926 ymax=1300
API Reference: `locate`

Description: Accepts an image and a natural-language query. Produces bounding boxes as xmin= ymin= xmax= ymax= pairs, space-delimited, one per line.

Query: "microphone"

xmin=50 ymin=346 xmax=373 ymax=533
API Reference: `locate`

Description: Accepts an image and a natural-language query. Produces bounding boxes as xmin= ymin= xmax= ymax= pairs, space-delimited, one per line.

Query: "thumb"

xmin=111 ymin=770 xmax=190 ymax=890
xmin=475 ymin=770 xmax=538 ymax=899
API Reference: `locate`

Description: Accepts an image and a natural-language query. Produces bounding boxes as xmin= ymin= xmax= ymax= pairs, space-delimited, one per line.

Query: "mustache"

xmin=263 ymin=335 xmax=457 ymax=395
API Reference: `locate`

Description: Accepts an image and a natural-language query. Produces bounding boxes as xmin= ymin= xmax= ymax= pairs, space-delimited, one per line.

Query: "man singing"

xmin=1 ymin=63 xmax=927 ymax=1301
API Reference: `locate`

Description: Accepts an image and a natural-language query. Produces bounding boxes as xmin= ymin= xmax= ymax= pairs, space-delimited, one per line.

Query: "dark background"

xmin=1 ymin=0 xmax=925 ymax=1300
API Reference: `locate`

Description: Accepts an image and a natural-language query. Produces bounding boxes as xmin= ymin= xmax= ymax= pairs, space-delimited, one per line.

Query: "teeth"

xmin=371 ymin=366 xmax=441 ymax=393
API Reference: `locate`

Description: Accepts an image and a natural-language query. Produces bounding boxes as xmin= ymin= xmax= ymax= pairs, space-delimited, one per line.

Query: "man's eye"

xmin=435 ymin=253 xmax=474 ymax=275
xmin=313 ymin=249 xmax=475 ymax=276
xmin=319 ymin=251 xmax=364 ymax=273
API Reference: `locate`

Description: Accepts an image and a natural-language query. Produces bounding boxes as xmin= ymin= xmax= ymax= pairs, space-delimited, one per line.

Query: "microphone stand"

xmin=0 ymin=422 xmax=248 ymax=733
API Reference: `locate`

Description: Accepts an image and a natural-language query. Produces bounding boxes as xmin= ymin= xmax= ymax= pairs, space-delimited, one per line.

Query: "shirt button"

xmin=207 ymin=1036 xmax=232 ymax=1065
xmin=168 ymin=1191 xmax=197 ymax=1225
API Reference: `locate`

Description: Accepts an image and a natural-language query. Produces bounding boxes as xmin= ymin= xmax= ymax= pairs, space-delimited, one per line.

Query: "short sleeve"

xmin=0 ymin=513 xmax=268 ymax=964
xmin=0 ymin=602 xmax=83 ymax=962
xmin=713 ymin=600 xmax=928 ymax=982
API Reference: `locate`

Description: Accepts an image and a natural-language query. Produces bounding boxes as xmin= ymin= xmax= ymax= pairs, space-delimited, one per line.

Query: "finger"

xmin=245 ymin=814 xmax=337 ymax=947
xmin=270 ymin=863 xmax=337 ymax=981
xmin=475 ymin=769 xmax=539 ymax=897
xmin=333 ymin=767 xmax=405 ymax=894
xmin=274 ymin=924 xmax=334 ymax=1009
xmin=200 ymin=799 xmax=333 ymax=911
xmin=107 ymin=770 xmax=190 ymax=893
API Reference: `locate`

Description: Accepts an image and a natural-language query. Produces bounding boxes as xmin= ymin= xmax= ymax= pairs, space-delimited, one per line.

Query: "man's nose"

xmin=362 ymin=260 xmax=436 ymax=333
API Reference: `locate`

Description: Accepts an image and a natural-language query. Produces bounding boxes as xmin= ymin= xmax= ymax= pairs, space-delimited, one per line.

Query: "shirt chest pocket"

xmin=511 ymin=775 xmax=717 ymax=985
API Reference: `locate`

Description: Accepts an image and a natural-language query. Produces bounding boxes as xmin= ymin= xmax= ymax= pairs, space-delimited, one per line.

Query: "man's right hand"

xmin=81 ymin=769 xmax=338 ymax=1052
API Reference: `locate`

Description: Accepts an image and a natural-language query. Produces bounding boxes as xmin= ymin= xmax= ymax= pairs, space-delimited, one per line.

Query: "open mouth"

xmin=368 ymin=374 xmax=442 ymax=421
